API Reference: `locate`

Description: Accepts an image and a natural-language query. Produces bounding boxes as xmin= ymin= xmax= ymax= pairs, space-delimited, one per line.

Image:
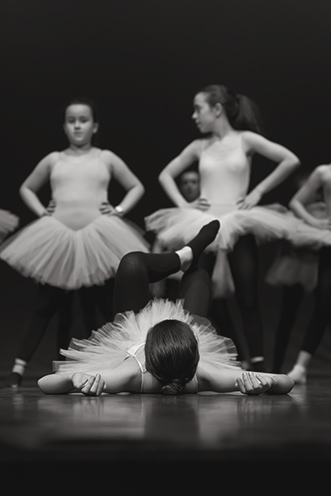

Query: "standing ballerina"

xmin=145 ymin=84 xmax=300 ymax=372
xmin=265 ymin=169 xmax=327 ymax=373
xmin=283 ymin=164 xmax=331 ymax=383
xmin=37 ymin=220 xmax=294 ymax=396
xmin=0 ymin=97 xmax=149 ymax=388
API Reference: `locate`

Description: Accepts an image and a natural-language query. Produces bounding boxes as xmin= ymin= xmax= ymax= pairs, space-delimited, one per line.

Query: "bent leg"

xmin=114 ymin=251 xmax=181 ymax=314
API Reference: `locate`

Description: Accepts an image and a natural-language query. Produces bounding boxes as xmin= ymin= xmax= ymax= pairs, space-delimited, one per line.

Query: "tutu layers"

xmin=0 ymin=214 xmax=149 ymax=289
xmin=265 ymin=243 xmax=319 ymax=293
xmin=145 ymin=204 xmax=297 ymax=253
xmin=0 ymin=209 xmax=19 ymax=243
xmin=53 ymin=298 xmax=240 ymax=374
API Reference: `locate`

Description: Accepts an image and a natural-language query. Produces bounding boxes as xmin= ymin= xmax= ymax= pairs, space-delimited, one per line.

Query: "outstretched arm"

xmin=37 ymin=372 xmax=105 ymax=395
xmin=38 ymin=360 xmax=140 ymax=395
xmin=198 ymin=365 xmax=294 ymax=395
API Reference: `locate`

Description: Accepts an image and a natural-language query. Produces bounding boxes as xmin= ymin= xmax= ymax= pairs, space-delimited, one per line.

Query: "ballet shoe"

xmin=287 ymin=364 xmax=307 ymax=384
xmin=5 ymin=372 xmax=22 ymax=389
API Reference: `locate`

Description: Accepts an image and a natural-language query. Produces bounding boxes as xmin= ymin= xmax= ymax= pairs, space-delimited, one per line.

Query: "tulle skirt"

xmin=53 ymin=298 xmax=240 ymax=374
xmin=145 ymin=204 xmax=297 ymax=253
xmin=0 ymin=209 xmax=19 ymax=243
xmin=265 ymin=242 xmax=319 ymax=293
xmin=145 ymin=204 xmax=297 ymax=298
xmin=287 ymin=220 xmax=331 ymax=250
xmin=0 ymin=214 xmax=149 ymax=289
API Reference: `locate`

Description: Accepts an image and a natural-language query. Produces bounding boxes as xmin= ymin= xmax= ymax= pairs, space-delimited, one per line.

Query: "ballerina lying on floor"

xmin=38 ymin=221 xmax=294 ymax=396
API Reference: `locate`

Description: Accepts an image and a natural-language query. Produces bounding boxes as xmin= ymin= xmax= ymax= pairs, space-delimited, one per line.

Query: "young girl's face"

xmin=63 ymin=104 xmax=98 ymax=147
xmin=192 ymin=93 xmax=218 ymax=134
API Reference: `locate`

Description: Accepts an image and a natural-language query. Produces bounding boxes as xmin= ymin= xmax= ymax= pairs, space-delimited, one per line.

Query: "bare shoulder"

xmin=40 ymin=151 xmax=60 ymax=167
xmin=241 ymin=130 xmax=269 ymax=146
xmin=241 ymin=130 xmax=261 ymax=143
xmin=100 ymin=149 xmax=127 ymax=170
xmin=304 ymin=165 xmax=330 ymax=188
xmin=47 ymin=151 xmax=61 ymax=162
xmin=314 ymin=164 xmax=331 ymax=178
xmin=97 ymin=148 xmax=113 ymax=163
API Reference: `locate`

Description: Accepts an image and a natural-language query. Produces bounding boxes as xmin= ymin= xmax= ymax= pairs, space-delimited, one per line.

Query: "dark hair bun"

xmin=162 ymin=379 xmax=185 ymax=395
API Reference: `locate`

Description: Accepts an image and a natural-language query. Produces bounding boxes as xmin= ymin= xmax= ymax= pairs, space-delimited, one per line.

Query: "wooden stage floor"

xmin=1 ymin=375 xmax=330 ymax=490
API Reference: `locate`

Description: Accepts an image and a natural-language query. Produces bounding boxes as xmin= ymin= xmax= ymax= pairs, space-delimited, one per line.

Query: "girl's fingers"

xmin=96 ymin=378 xmax=105 ymax=396
xmin=88 ymin=374 xmax=102 ymax=395
xmin=93 ymin=374 xmax=104 ymax=396
xmin=236 ymin=378 xmax=247 ymax=394
xmin=81 ymin=375 xmax=96 ymax=394
xmin=255 ymin=374 xmax=268 ymax=387
xmin=242 ymin=372 xmax=254 ymax=392
xmin=248 ymin=372 xmax=261 ymax=389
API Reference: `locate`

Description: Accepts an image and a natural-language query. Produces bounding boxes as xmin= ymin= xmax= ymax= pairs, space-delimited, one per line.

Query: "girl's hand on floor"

xmin=72 ymin=372 xmax=105 ymax=396
xmin=236 ymin=371 xmax=274 ymax=395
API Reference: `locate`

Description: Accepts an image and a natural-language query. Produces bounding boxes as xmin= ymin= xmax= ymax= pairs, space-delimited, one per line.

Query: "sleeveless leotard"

xmin=199 ymin=134 xmax=251 ymax=210
xmin=0 ymin=149 xmax=149 ymax=289
xmin=50 ymin=150 xmax=110 ymax=230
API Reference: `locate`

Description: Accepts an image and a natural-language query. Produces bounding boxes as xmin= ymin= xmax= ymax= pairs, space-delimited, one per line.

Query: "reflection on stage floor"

xmin=1 ymin=376 xmax=330 ymax=488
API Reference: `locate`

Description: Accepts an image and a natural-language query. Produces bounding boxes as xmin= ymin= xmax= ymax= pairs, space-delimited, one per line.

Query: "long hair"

xmin=199 ymin=84 xmax=263 ymax=134
xmin=145 ymin=319 xmax=200 ymax=395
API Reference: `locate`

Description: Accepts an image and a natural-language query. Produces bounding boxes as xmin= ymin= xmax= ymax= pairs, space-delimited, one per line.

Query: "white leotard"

xmin=50 ymin=149 xmax=110 ymax=230
xmin=199 ymin=133 xmax=251 ymax=206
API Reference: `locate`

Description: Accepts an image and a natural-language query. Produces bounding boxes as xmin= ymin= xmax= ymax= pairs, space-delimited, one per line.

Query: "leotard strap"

xmin=126 ymin=343 xmax=147 ymax=392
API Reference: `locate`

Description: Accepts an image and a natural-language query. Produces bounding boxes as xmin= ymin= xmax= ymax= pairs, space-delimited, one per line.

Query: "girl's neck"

xmin=211 ymin=118 xmax=234 ymax=140
xmin=67 ymin=143 xmax=94 ymax=155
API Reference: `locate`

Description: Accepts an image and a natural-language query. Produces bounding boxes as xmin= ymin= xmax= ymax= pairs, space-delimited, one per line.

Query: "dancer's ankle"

xmin=180 ymin=220 xmax=220 ymax=272
xmin=287 ymin=363 xmax=307 ymax=384
xmin=175 ymin=246 xmax=193 ymax=272
xmin=12 ymin=358 xmax=27 ymax=376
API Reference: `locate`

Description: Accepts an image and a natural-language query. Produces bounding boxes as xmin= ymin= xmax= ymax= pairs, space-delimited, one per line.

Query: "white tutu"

xmin=287 ymin=220 xmax=331 ymax=250
xmin=53 ymin=298 xmax=240 ymax=374
xmin=0 ymin=209 xmax=19 ymax=243
xmin=265 ymin=242 xmax=319 ymax=293
xmin=145 ymin=204 xmax=297 ymax=253
xmin=145 ymin=205 xmax=297 ymax=298
xmin=0 ymin=214 xmax=149 ymax=289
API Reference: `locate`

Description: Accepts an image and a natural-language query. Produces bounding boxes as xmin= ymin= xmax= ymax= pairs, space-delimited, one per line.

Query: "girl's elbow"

xmin=286 ymin=376 xmax=295 ymax=393
xmin=288 ymin=199 xmax=295 ymax=210
xmin=37 ymin=377 xmax=47 ymax=393
xmin=158 ymin=172 xmax=166 ymax=184
xmin=19 ymin=185 xmax=26 ymax=198
xmin=279 ymin=374 xmax=295 ymax=393
xmin=288 ymin=197 xmax=299 ymax=211
xmin=137 ymin=183 xmax=145 ymax=196
xmin=290 ymin=154 xmax=301 ymax=169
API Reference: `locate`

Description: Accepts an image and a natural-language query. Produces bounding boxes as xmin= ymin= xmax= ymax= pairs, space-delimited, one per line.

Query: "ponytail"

xmin=200 ymin=84 xmax=263 ymax=134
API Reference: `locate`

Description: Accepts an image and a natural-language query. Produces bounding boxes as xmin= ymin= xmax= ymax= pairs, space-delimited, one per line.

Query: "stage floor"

xmin=1 ymin=375 xmax=330 ymax=490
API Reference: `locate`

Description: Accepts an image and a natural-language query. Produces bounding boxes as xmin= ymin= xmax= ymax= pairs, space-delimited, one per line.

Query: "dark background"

xmin=1 ymin=0 xmax=331 ymax=377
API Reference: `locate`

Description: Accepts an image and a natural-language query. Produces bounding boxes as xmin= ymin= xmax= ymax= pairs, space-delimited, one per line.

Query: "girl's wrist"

xmin=114 ymin=205 xmax=124 ymax=216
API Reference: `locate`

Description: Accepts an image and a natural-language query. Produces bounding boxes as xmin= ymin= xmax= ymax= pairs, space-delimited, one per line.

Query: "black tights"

xmin=17 ymin=280 xmax=114 ymax=363
xmin=200 ymin=234 xmax=264 ymax=360
xmin=272 ymin=284 xmax=305 ymax=373
xmin=113 ymin=251 xmax=212 ymax=317
xmin=301 ymin=246 xmax=331 ymax=355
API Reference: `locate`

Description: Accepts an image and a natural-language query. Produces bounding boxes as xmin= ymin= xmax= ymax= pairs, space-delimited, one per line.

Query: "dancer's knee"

xmin=118 ymin=252 xmax=145 ymax=277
